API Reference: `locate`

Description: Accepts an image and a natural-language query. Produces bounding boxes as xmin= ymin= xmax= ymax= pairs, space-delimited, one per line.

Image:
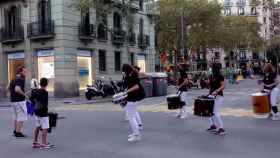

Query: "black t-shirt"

xmin=30 ymin=89 xmax=49 ymax=117
xmin=10 ymin=75 xmax=25 ymax=102
xmin=209 ymin=74 xmax=224 ymax=96
xmin=263 ymin=72 xmax=277 ymax=90
xmin=124 ymin=72 xmax=141 ymax=102
xmin=178 ymin=71 xmax=188 ymax=92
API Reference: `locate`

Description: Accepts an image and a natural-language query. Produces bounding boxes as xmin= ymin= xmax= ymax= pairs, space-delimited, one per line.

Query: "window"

xmin=115 ymin=51 xmax=121 ymax=71
xmin=78 ymin=50 xmax=92 ymax=90
xmin=130 ymin=53 xmax=135 ymax=65
xmin=99 ymin=50 xmax=106 ymax=72
xmin=238 ymin=7 xmax=245 ymax=15
xmin=113 ymin=12 xmax=122 ymax=29
xmin=137 ymin=55 xmax=146 ymax=72
xmin=139 ymin=0 xmax=143 ymax=11
xmin=139 ymin=18 xmax=144 ymax=35
xmin=264 ymin=17 xmax=267 ymax=24
xmin=251 ymin=7 xmax=257 ymax=15
xmin=252 ymin=53 xmax=258 ymax=60
xmin=4 ymin=6 xmax=21 ymax=35
xmin=240 ymin=51 xmax=246 ymax=59
xmin=97 ymin=12 xmax=107 ymax=40
xmin=7 ymin=52 xmax=25 ymax=82
xmin=224 ymin=8 xmax=231 ymax=16
xmin=38 ymin=0 xmax=51 ymax=33
xmin=215 ymin=52 xmax=220 ymax=59
xmin=37 ymin=50 xmax=55 ymax=91
xmin=81 ymin=8 xmax=91 ymax=35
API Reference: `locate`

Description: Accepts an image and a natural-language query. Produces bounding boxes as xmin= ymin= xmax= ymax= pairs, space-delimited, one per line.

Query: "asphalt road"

xmin=0 ymin=79 xmax=280 ymax=158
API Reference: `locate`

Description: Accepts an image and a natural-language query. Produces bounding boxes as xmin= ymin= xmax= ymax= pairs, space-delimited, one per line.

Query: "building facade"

xmin=272 ymin=5 xmax=280 ymax=37
xmin=221 ymin=0 xmax=275 ymax=68
xmin=0 ymin=0 xmax=157 ymax=98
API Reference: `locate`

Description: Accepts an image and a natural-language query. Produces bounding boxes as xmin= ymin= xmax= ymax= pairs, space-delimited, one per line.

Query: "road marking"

xmin=50 ymin=104 xmax=277 ymax=118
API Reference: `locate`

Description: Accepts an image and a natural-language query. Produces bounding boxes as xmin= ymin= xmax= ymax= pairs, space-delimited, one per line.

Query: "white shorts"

xmin=180 ymin=91 xmax=188 ymax=106
xmin=35 ymin=116 xmax=49 ymax=129
xmin=12 ymin=101 xmax=28 ymax=122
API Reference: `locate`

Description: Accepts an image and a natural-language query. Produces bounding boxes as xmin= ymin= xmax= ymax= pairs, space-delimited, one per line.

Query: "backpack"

xmin=30 ymin=89 xmax=44 ymax=115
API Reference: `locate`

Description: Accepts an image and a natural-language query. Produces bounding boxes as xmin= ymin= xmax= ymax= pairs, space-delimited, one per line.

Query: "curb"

xmin=0 ymin=98 xmax=113 ymax=108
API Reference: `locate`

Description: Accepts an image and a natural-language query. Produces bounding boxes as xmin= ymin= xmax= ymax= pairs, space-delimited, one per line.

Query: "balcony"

xmin=138 ymin=34 xmax=150 ymax=49
xmin=127 ymin=33 xmax=136 ymax=46
xmin=236 ymin=0 xmax=246 ymax=6
xmin=78 ymin=23 xmax=95 ymax=41
xmin=111 ymin=28 xmax=126 ymax=46
xmin=28 ymin=20 xmax=55 ymax=40
xmin=0 ymin=25 xmax=24 ymax=44
xmin=224 ymin=1 xmax=233 ymax=7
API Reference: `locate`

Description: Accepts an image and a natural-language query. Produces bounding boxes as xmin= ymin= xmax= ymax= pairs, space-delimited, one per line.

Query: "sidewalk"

xmin=0 ymin=96 xmax=112 ymax=107
xmin=0 ymin=85 xmax=178 ymax=107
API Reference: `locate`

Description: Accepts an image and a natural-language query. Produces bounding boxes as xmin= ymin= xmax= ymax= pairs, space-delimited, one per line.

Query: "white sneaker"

xmin=128 ymin=135 xmax=141 ymax=142
xmin=180 ymin=115 xmax=187 ymax=119
xmin=128 ymin=134 xmax=134 ymax=138
xmin=271 ymin=115 xmax=280 ymax=121
xmin=180 ymin=113 xmax=188 ymax=119
xmin=139 ymin=125 xmax=144 ymax=131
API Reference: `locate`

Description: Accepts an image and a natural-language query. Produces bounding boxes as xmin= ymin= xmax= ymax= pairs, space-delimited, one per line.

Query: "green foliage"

xmin=157 ymin=0 xmax=265 ymax=55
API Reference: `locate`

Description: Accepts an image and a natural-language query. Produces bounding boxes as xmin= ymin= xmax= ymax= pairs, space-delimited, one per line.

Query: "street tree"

xmin=220 ymin=16 xmax=264 ymax=67
xmin=156 ymin=0 xmax=223 ymax=64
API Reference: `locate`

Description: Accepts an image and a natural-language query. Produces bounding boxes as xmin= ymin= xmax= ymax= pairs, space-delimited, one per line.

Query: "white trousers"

xmin=209 ymin=97 xmax=224 ymax=129
xmin=270 ymin=87 xmax=279 ymax=107
xmin=124 ymin=102 xmax=142 ymax=135
xmin=179 ymin=91 xmax=188 ymax=115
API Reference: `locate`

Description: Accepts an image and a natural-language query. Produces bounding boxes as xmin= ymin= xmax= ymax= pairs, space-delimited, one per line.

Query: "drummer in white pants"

xmin=177 ymin=65 xmax=191 ymax=119
xmin=207 ymin=64 xmax=226 ymax=135
xmin=261 ymin=63 xmax=280 ymax=120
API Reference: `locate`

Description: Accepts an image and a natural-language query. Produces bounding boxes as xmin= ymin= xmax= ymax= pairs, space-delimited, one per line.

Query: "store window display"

xmin=8 ymin=52 xmax=25 ymax=82
xmin=78 ymin=50 xmax=93 ymax=90
xmin=37 ymin=50 xmax=55 ymax=91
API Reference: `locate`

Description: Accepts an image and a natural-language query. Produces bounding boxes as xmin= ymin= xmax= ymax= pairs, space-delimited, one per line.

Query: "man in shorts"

xmin=10 ymin=66 xmax=27 ymax=138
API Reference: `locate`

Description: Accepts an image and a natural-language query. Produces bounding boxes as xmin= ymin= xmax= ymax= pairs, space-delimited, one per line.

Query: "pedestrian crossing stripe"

xmin=50 ymin=104 xmax=277 ymax=118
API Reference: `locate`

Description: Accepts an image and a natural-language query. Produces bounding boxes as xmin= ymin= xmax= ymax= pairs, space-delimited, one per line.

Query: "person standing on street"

xmin=122 ymin=64 xmax=145 ymax=142
xmin=261 ymin=63 xmax=280 ymax=120
xmin=30 ymin=78 xmax=54 ymax=149
xmin=10 ymin=66 xmax=28 ymax=138
xmin=206 ymin=64 xmax=227 ymax=135
xmin=177 ymin=65 xmax=190 ymax=119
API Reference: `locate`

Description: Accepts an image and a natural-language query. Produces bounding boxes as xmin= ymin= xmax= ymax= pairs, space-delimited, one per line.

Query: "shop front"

xmin=37 ymin=50 xmax=55 ymax=91
xmin=7 ymin=52 xmax=25 ymax=82
xmin=137 ymin=53 xmax=146 ymax=72
xmin=78 ymin=50 xmax=93 ymax=90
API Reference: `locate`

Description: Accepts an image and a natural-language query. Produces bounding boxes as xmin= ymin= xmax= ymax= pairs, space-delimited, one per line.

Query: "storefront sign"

xmin=37 ymin=50 xmax=54 ymax=57
xmin=79 ymin=67 xmax=89 ymax=76
xmin=8 ymin=52 xmax=25 ymax=59
xmin=78 ymin=50 xmax=92 ymax=57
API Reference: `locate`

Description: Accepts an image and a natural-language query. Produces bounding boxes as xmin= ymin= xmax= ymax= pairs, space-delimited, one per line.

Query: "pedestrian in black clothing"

xmin=10 ymin=66 xmax=28 ymax=138
xmin=30 ymin=78 xmax=54 ymax=149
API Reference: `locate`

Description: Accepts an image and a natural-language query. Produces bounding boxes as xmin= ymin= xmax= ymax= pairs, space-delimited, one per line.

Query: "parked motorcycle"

xmin=85 ymin=78 xmax=123 ymax=100
xmin=85 ymin=80 xmax=106 ymax=100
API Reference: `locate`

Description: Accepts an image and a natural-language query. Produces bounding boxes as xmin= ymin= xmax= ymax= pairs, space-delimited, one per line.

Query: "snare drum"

xmin=194 ymin=97 xmax=215 ymax=117
xmin=251 ymin=92 xmax=270 ymax=114
xmin=166 ymin=94 xmax=185 ymax=110
xmin=112 ymin=92 xmax=128 ymax=107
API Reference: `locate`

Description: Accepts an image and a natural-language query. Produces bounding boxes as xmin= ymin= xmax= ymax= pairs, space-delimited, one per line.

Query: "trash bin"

xmin=139 ymin=75 xmax=153 ymax=98
xmin=148 ymin=73 xmax=168 ymax=97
